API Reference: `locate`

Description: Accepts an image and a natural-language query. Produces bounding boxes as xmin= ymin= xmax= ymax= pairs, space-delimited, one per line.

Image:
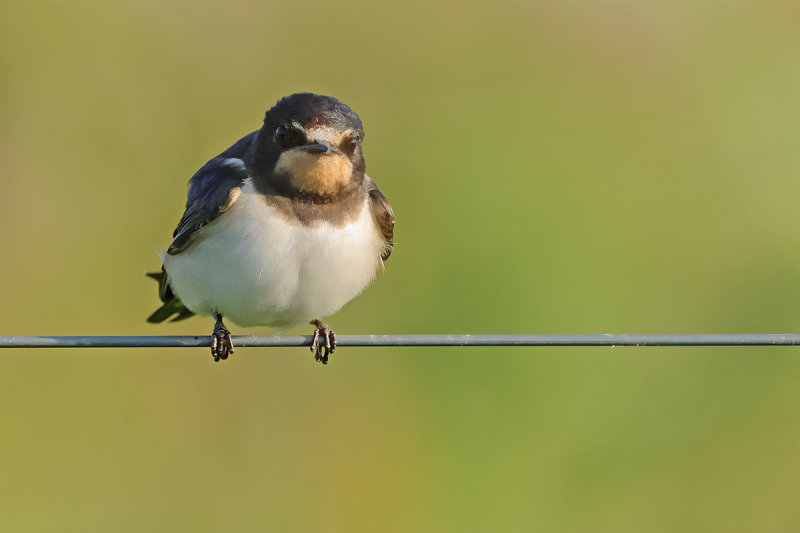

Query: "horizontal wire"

xmin=1 ymin=334 xmax=800 ymax=348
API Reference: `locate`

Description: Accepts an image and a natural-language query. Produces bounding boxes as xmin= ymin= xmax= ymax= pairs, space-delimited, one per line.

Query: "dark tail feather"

xmin=147 ymin=299 xmax=194 ymax=323
xmin=146 ymin=267 xmax=195 ymax=323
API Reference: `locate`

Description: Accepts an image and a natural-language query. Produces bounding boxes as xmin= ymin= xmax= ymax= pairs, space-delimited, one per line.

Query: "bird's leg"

xmin=310 ymin=319 xmax=336 ymax=364
xmin=211 ymin=313 xmax=235 ymax=362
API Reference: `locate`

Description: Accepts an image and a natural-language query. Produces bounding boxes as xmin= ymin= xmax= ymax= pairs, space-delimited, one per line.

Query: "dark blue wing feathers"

xmin=167 ymin=132 xmax=256 ymax=254
xmin=147 ymin=132 xmax=256 ymax=322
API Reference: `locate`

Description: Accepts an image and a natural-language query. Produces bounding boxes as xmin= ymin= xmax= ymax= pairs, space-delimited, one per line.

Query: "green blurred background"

xmin=2 ymin=0 xmax=800 ymax=530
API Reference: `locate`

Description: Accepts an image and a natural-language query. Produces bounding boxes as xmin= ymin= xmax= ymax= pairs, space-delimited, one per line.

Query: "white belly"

xmin=163 ymin=179 xmax=385 ymax=328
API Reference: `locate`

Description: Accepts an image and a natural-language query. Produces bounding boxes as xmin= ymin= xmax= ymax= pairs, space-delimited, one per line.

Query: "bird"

xmin=147 ymin=93 xmax=394 ymax=363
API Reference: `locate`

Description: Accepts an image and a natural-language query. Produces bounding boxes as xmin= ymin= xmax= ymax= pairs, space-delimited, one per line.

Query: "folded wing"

xmin=365 ymin=176 xmax=395 ymax=261
xmin=147 ymin=132 xmax=254 ymax=322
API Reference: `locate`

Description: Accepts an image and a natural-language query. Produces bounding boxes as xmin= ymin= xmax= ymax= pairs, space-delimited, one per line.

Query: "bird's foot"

xmin=310 ymin=319 xmax=336 ymax=364
xmin=211 ymin=314 xmax=234 ymax=362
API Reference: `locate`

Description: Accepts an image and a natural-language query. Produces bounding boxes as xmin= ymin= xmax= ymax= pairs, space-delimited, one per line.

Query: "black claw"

xmin=211 ymin=314 xmax=234 ymax=362
xmin=310 ymin=319 xmax=336 ymax=364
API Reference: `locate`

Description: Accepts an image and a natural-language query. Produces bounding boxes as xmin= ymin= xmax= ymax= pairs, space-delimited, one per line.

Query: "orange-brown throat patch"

xmin=275 ymin=149 xmax=354 ymax=197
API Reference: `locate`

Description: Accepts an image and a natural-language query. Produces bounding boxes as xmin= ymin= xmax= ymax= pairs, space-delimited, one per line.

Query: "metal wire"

xmin=2 ymin=334 xmax=800 ymax=348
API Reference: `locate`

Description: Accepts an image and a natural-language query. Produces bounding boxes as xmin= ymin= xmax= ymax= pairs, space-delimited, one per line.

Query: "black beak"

xmin=300 ymin=143 xmax=342 ymax=155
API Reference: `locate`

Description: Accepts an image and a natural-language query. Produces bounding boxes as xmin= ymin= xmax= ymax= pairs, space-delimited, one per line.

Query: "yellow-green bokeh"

xmin=2 ymin=0 xmax=800 ymax=531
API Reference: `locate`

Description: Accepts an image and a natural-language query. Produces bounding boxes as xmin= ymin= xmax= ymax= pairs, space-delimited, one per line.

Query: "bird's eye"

xmin=274 ymin=124 xmax=303 ymax=148
xmin=344 ymin=135 xmax=359 ymax=154
xmin=275 ymin=125 xmax=289 ymax=144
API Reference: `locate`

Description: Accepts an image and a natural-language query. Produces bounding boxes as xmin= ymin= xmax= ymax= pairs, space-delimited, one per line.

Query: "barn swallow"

xmin=147 ymin=93 xmax=395 ymax=363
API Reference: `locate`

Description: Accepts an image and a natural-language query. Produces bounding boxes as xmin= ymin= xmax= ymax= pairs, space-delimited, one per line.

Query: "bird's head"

xmin=247 ymin=93 xmax=366 ymax=200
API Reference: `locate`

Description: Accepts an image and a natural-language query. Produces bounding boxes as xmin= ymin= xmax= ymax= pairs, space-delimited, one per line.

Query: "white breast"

xmin=163 ymin=178 xmax=385 ymax=328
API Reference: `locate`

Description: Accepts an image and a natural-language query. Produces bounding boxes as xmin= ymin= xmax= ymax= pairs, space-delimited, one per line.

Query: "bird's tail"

xmin=146 ymin=267 xmax=195 ymax=323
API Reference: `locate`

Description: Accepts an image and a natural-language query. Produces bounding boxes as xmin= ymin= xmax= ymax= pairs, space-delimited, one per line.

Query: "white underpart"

xmin=163 ymin=178 xmax=385 ymax=329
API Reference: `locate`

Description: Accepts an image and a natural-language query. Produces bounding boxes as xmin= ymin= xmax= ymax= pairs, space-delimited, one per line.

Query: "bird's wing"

xmin=365 ymin=175 xmax=395 ymax=261
xmin=167 ymin=132 xmax=256 ymax=255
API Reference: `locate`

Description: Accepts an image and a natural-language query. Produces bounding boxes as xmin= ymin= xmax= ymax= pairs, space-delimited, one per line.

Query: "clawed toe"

xmin=310 ymin=319 xmax=336 ymax=364
xmin=206 ymin=316 xmax=334 ymax=363
xmin=211 ymin=314 xmax=235 ymax=362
